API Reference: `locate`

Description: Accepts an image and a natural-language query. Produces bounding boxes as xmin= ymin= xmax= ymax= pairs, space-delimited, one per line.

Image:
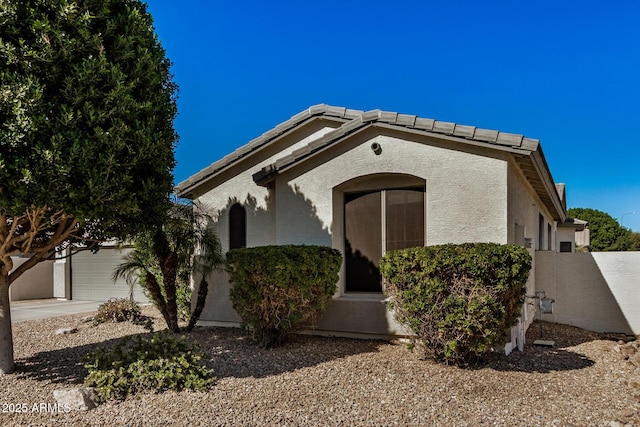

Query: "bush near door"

xmin=380 ymin=243 xmax=531 ymax=364
xmin=227 ymin=245 xmax=342 ymax=348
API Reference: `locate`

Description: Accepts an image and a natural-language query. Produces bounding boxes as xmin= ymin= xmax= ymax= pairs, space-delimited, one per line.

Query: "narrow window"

xmin=229 ymin=203 xmax=246 ymax=250
xmin=515 ymin=224 xmax=525 ymax=247
xmin=538 ymin=214 xmax=545 ymax=250
xmin=547 ymin=223 xmax=552 ymax=251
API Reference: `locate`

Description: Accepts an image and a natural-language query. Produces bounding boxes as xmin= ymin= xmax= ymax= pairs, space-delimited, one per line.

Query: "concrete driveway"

xmin=10 ymin=299 xmax=102 ymax=323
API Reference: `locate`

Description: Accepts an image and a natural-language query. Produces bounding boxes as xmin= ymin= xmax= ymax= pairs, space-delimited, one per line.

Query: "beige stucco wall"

xmin=197 ymin=124 xmax=340 ymax=252
xmin=196 ymin=126 xmax=518 ymax=337
xmin=195 ymin=124 xmax=341 ymax=326
xmin=282 ymin=130 xmax=509 ymax=248
xmin=557 ymin=227 xmax=576 ymax=251
xmin=506 ymin=158 xmax=562 ymax=333
xmin=9 ymin=257 xmax=54 ymax=301
xmin=536 ymin=251 xmax=640 ymax=335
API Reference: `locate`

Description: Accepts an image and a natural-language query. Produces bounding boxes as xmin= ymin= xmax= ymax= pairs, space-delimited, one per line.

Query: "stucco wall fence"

xmin=9 ymin=257 xmax=54 ymax=301
xmin=535 ymin=251 xmax=640 ymax=335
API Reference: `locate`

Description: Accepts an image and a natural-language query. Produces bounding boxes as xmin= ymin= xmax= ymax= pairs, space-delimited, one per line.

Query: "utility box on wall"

xmin=540 ymin=296 xmax=554 ymax=314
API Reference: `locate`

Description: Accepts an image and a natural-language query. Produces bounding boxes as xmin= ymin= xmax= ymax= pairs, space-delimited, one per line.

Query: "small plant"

xmin=93 ymin=298 xmax=154 ymax=332
xmin=380 ymin=243 xmax=531 ymax=365
xmin=84 ymin=331 xmax=215 ymax=401
xmin=227 ymin=245 xmax=342 ymax=347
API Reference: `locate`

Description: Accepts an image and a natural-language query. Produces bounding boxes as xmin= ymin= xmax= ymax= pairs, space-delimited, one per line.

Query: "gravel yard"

xmin=1 ymin=306 xmax=638 ymax=426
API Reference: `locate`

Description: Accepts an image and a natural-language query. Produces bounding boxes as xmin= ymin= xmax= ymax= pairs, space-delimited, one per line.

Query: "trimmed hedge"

xmin=227 ymin=245 xmax=342 ymax=347
xmin=380 ymin=243 xmax=531 ymax=364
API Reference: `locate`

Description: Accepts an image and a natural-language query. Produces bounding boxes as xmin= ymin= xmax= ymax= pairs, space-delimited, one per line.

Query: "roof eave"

xmin=176 ymin=104 xmax=361 ymax=198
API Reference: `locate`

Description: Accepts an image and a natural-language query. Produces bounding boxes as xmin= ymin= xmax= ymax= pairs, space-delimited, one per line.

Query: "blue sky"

xmin=146 ymin=1 xmax=640 ymax=232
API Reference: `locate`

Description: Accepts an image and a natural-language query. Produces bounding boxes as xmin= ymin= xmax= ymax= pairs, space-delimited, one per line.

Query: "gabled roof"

xmin=176 ymin=104 xmax=566 ymax=221
xmin=175 ymin=105 xmax=362 ymax=197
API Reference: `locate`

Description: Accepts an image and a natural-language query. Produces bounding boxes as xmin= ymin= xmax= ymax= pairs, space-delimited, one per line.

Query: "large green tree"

xmin=567 ymin=208 xmax=631 ymax=251
xmin=0 ymin=0 xmax=177 ymax=373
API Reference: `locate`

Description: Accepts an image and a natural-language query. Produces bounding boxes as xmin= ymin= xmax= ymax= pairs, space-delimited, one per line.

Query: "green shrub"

xmin=84 ymin=331 xmax=215 ymax=401
xmin=380 ymin=243 xmax=531 ymax=364
xmin=227 ymin=245 xmax=342 ymax=347
xmin=175 ymin=282 xmax=192 ymax=322
xmin=93 ymin=298 xmax=153 ymax=332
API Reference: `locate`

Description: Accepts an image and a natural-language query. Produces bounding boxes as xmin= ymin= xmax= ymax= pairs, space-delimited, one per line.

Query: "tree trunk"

xmin=0 ymin=273 xmax=15 ymax=374
xmin=160 ymin=252 xmax=180 ymax=333
xmin=144 ymin=273 xmax=172 ymax=331
xmin=186 ymin=277 xmax=209 ymax=332
xmin=153 ymin=233 xmax=179 ymax=333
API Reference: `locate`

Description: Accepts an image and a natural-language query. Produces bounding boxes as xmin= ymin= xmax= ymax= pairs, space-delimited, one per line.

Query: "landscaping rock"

xmin=53 ymin=387 xmax=100 ymax=411
xmin=55 ymin=327 xmax=78 ymax=335
xmin=4 ymin=308 xmax=637 ymax=426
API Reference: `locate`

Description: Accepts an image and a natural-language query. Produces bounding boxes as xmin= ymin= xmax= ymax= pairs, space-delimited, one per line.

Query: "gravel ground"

xmin=0 ymin=307 xmax=638 ymax=426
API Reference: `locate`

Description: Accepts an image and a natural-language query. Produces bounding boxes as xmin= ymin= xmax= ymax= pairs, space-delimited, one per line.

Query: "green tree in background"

xmin=0 ymin=0 xmax=178 ymax=373
xmin=114 ymin=202 xmax=225 ymax=333
xmin=629 ymin=232 xmax=640 ymax=251
xmin=567 ymin=208 xmax=632 ymax=251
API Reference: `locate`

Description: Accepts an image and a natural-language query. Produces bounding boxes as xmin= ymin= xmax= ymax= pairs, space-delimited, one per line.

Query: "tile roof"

xmin=176 ymin=104 xmax=565 ymax=221
xmin=252 ymin=107 xmax=541 ymax=185
xmin=175 ymin=105 xmax=361 ymax=196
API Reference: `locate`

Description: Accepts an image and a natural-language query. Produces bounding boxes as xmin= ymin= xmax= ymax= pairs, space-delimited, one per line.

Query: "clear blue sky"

xmin=146 ymin=0 xmax=640 ymax=232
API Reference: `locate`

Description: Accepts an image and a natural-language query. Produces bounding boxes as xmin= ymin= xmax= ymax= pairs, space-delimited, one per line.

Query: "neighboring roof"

xmin=559 ymin=218 xmax=588 ymax=231
xmin=176 ymin=104 xmax=566 ymax=222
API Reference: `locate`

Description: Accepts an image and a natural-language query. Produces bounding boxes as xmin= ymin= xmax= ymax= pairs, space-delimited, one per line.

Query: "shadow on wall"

xmin=196 ymin=184 xmax=395 ymax=337
xmin=536 ymin=251 xmax=640 ymax=335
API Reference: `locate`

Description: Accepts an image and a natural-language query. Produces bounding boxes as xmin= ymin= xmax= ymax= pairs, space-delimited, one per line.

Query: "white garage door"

xmin=72 ymin=247 xmax=149 ymax=303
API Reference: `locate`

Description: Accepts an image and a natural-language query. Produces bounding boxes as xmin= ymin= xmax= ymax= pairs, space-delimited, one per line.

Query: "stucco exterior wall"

xmin=557 ymin=227 xmax=576 ymax=252
xmin=9 ymin=257 xmax=54 ymax=301
xmin=195 ymin=126 xmax=552 ymax=339
xmin=282 ymin=130 xmax=509 ymax=248
xmin=197 ymin=124 xmax=339 ymax=253
xmin=536 ymin=251 xmax=640 ymax=335
xmin=195 ymin=125 xmax=340 ymax=325
xmin=506 ymin=160 xmax=538 ymax=328
xmin=198 ymin=129 xmax=513 ymax=336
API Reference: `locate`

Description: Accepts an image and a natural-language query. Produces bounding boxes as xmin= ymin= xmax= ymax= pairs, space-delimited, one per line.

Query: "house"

xmin=176 ymin=104 xmax=584 ymax=349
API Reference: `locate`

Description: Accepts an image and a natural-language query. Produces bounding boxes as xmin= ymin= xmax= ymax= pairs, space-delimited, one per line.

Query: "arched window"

xmin=229 ymin=203 xmax=246 ymax=250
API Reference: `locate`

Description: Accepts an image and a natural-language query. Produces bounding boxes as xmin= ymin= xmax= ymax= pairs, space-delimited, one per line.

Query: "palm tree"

xmin=114 ymin=201 xmax=224 ymax=332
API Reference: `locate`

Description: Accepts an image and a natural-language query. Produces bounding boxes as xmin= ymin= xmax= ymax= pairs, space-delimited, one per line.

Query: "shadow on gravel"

xmin=189 ymin=326 xmax=386 ymax=380
xmin=14 ymin=320 xmax=604 ymax=384
xmin=13 ymin=326 xmax=384 ymax=384
xmin=13 ymin=333 xmax=154 ymax=385
xmin=476 ymin=320 xmax=599 ymax=373
xmin=480 ymin=346 xmax=595 ymax=373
